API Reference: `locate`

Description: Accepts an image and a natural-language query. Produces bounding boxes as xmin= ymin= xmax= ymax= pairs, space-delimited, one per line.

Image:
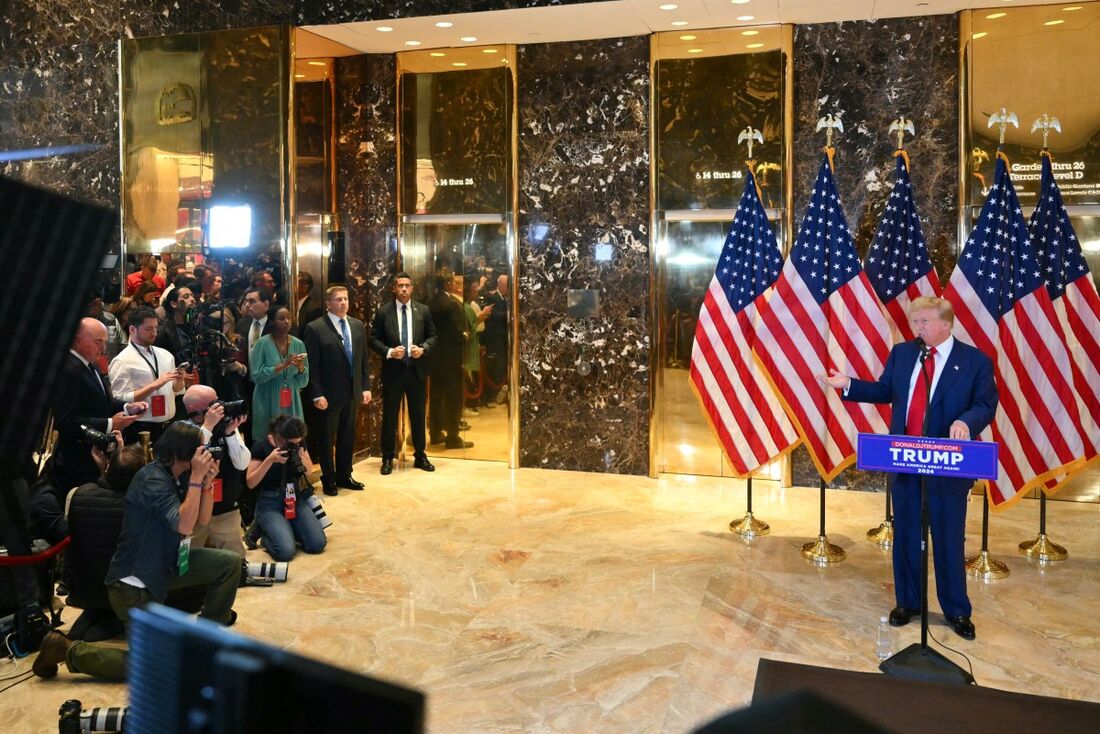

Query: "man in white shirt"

xmin=108 ymin=306 xmax=186 ymax=443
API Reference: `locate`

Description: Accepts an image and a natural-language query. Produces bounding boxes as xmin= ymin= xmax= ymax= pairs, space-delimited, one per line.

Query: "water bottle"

xmin=875 ymin=615 xmax=895 ymax=661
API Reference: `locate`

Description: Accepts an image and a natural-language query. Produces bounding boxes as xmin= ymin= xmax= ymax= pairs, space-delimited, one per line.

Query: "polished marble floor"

xmin=8 ymin=460 xmax=1100 ymax=732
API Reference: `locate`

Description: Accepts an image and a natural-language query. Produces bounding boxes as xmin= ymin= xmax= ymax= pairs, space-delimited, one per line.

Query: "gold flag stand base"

xmin=801 ymin=535 xmax=846 ymax=564
xmin=866 ymin=520 xmax=894 ymax=549
xmin=729 ymin=512 xmax=770 ymax=538
xmin=1018 ymin=533 xmax=1068 ymax=562
xmin=965 ymin=549 xmax=1010 ymax=580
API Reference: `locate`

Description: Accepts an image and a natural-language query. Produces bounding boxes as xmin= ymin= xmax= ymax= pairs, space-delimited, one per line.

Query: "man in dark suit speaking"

xmin=302 ymin=285 xmax=372 ymax=496
xmin=821 ymin=296 xmax=998 ymax=641
xmin=370 ymin=272 xmax=436 ymax=475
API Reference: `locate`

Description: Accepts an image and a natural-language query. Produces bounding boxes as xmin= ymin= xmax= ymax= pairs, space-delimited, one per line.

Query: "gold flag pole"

xmin=728 ymin=125 xmax=771 ymax=540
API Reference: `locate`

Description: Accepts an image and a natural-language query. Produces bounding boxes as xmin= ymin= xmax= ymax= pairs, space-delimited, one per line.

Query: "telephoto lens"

xmin=216 ymin=399 xmax=248 ymax=418
xmin=80 ymin=706 xmax=127 ymax=733
xmin=78 ymin=425 xmax=118 ymax=454
xmin=244 ymin=561 xmax=288 ymax=583
xmin=305 ymin=494 xmax=333 ymax=530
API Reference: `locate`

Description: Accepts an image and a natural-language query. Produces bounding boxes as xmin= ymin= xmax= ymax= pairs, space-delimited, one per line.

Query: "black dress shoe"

xmin=337 ymin=476 xmax=365 ymax=490
xmin=888 ymin=606 xmax=916 ymax=627
xmin=429 ymin=434 xmax=445 ymax=445
xmin=380 ymin=458 xmax=394 ymax=475
xmin=322 ymin=483 xmax=339 ymax=497
xmin=444 ymin=438 xmax=473 ymax=449
xmin=948 ymin=615 xmax=976 ymax=640
xmin=413 ymin=456 xmax=435 ymax=472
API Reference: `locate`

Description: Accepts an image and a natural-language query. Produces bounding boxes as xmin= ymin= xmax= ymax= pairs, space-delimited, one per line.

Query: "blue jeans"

xmin=254 ymin=492 xmax=326 ymax=562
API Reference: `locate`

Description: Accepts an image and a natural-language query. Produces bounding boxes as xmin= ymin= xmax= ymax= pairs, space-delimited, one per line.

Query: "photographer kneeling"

xmin=33 ymin=423 xmax=241 ymax=680
xmin=245 ymin=415 xmax=326 ymax=562
xmin=182 ymin=385 xmax=251 ymax=556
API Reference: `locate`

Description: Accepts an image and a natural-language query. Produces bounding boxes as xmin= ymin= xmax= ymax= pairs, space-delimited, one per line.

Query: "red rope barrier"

xmin=0 ymin=536 xmax=70 ymax=566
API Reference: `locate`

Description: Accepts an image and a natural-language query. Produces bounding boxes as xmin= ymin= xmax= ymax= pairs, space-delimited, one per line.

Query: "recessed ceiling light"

xmin=679 ymin=34 xmax=697 ymax=40
xmin=376 ymin=26 xmax=393 ymax=32
xmin=430 ymin=52 xmax=446 ymax=57
xmin=1044 ymin=19 xmax=1065 ymax=25
xmin=1064 ymin=6 xmax=1084 ymax=10
xmin=461 ymin=36 xmax=478 ymax=42
xmin=435 ymin=21 xmax=453 ymax=28
xmin=294 ymin=74 xmax=305 ymax=78
xmin=405 ymin=40 xmax=421 ymax=46
xmin=452 ymin=62 xmax=467 ymax=67
xmin=483 ymin=48 xmax=498 ymax=53
xmin=659 ymin=3 xmax=679 ymax=10
xmin=741 ymin=30 xmax=759 ymax=36
xmin=986 ymin=12 xmax=1006 ymax=19
xmin=307 ymin=61 xmax=326 ymax=66
xmin=671 ymin=21 xmax=688 ymax=26
xmin=747 ymin=43 xmax=764 ymax=48
xmin=972 ymin=32 xmax=988 ymax=39
xmin=737 ymin=15 xmax=755 ymax=21
xmin=687 ymin=48 xmax=703 ymax=54
xmin=732 ymin=0 xmax=751 ymax=4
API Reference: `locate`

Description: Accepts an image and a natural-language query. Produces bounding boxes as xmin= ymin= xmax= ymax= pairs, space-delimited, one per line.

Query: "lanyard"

xmin=131 ymin=342 xmax=159 ymax=378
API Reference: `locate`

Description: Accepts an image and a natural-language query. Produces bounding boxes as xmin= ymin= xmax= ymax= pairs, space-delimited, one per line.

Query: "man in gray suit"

xmin=370 ymin=272 xmax=436 ymax=475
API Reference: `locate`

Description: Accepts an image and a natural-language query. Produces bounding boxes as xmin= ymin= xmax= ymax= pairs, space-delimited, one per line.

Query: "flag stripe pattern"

xmin=754 ymin=153 xmax=891 ymax=481
xmin=1029 ymin=151 xmax=1100 ymax=490
xmin=864 ymin=152 xmax=942 ymax=341
xmin=944 ymin=153 xmax=1087 ymax=507
xmin=689 ymin=168 xmax=799 ymax=476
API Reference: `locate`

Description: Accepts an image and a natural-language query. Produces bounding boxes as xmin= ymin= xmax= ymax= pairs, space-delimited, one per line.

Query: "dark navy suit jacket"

xmin=845 ymin=339 xmax=999 ymax=491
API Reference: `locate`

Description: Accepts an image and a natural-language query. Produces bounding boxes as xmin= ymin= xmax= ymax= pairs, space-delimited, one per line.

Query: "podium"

xmin=857 ymin=433 xmax=998 ymax=685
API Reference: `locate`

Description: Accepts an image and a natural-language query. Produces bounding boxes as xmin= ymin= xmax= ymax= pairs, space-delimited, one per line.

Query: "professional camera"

xmin=281 ymin=443 xmax=307 ymax=478
xmin=58 ymin=699 xmax=127 ymax=733
xmin=203 ymin=445 xmax=225 ymax=462
xmin=213 ymin=399 xmax=247 ymax=419
xmin=180 ymin=301 xmax=238 ymax=392
xmin=77 ymin=425 xmax=117 ymax=454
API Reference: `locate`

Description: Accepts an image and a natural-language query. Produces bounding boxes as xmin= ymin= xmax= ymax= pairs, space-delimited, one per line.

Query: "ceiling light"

xmin=687 ymin=48 xmax=703 ymax=54
xmin=742 ymin=30 xmax=759 ymax=36
xmin=435 ymin=21 xmax=453 ymax=28
xmin=972 ymin=32 xmax=988 ymax=39
xmin=736 ymin=15 xmax=755 ymax=21
xmin=307 ymin=61 xmax=326 ymax=66
xmin=376 ymin=26 xmax=393 ymax=32
xmin=1064 ymin=6 xmax=1084 ymax=10
xmin=670 ymin=21 xmax=688 ymax=26
xmin=679 ymin=34 xmax=697 ymax=40
xmin=461 ymin=36 xmax=478 ymax=42
xmin=294 ymin=74 xmax=305 ymax=78
xmin=659 ymin=3 xmax=679 ymax=9
xmin=483 ymin=48 xmax=498 ymax=53
xmin=430 ymin=52 xmax=446 ymax=57
xmin=747 ymin=43 xmax=764 ymax=48
xmin=452 ymin=62 xmax=467 ymax=67
xmin=1044 ymin=19 xmax=1065 ymax=25
xmin=405 ymin=40 xmax=421 ymax=46
xmin=986 ymin=12 xmax=1006 ymax=18
xmin=732 ymin=0 xmax=751 ymax=4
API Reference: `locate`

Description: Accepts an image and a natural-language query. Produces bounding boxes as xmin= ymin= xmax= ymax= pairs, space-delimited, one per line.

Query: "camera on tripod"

xmin=78 ymin=425 xmax=117 ymax=454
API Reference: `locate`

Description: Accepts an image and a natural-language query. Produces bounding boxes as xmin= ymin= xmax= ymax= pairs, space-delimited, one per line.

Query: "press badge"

xmin=211 ymin=477 xmax=223 ymax=503
xmin=177 ymin=536 xmax=192 ymax=576
xmin=151 ymin=393 xmax=166 ymax=417
xmin=279 ymin=384 xmax=292 ymax=409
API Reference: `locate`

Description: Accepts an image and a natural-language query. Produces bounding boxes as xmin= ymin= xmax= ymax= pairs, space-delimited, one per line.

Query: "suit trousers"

xmin=306 ymin=397 xmax=359 ymax=482
xmin=381 ymin=365 xmax=427 ymax=459
xmin=891 ymin=473 xmax=972 ymax=619
xmin=428 ymin=362 xmax=463 ymax=439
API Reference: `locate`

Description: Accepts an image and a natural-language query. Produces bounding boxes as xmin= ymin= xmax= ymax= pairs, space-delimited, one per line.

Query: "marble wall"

xmin=517 ymin=37 xmax=650 ymax=474
xmin=790 ymin=15 xmax=961 ymax=490
xmin=334 ymin=53 xmax=399 ymax=455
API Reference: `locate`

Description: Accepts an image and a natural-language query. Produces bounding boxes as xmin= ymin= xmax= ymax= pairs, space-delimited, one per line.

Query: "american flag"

xmin=754 ymin=153 xmax=891 ymax=481
xmin=944 ymin=153 xmax=1089 ymax=507
xmin=1029 ymin=151 xmax=1100 ymax=488
xmin=689 ymin=168 xmax=799 ymax=476
xmin=864 ymin=152 xmax=942 ymax=341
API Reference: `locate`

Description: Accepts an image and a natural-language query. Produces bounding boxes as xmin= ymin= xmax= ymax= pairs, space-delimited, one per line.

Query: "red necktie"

xmin=905 ymin=347 xmax=937 ymax=436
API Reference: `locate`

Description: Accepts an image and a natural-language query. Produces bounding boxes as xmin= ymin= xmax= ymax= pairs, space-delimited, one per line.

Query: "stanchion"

xmin=965 ymin=492 xmax=1009 ymax=579
xmin=1018 ymin=492 xmax=1068 ymax=561
xmin=801 ymin=479 xmax=845 ymax=563
xmin=729 ymin=476 xmax=770 ymax=538
xmin=866 ymin=476 xmax=894 ymax=548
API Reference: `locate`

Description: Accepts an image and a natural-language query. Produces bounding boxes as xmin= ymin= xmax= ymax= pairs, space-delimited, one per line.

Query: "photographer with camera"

xmin=244 ymin=415 xmax=325 ymax=562
xmin=34 ymin=423 xmax=241 ymax=680
xmin=155 ymin=278 xmax=198 ymax=362
xmin=108 ymin=306 xmax=187 ymax=443
xmin=182 ymin=385 xmax=251 ymax=557
xmin=32 ymin=427 xmax=122 ymax=547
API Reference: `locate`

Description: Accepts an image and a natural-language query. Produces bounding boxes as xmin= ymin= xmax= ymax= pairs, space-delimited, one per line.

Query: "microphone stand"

xmin=880 ymin=340 xmax=974 ymax=684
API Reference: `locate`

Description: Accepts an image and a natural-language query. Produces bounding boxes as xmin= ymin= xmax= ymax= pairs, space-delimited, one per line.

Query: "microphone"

xmin=914 ymin=336 xmax=929 ymax=361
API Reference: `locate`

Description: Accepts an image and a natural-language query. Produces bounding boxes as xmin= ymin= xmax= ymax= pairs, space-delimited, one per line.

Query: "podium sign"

xmin=856 ymin=434 xmax=999 ymax=480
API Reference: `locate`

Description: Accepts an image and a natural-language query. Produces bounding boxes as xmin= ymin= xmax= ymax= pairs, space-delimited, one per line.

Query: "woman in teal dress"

xmin=250 ymin=306 xmax=309 ymax=442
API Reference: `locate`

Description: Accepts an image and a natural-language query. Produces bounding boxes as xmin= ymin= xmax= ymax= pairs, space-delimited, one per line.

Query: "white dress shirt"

xmin=386 ymin=299 xmax=412 ymax=359
xmin=248 ymin=315 xmax=269 ymax=352
xmin=199 ymin=425 xmax=251 ymax=471
xmin=108 ymin=342 xmax=181 ymax=423
xmin=905 ymin=336 xmax=955 ymax=413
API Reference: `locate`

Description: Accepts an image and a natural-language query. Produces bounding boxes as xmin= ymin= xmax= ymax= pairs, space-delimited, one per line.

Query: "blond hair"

xmin=907 ymin=296 xmax=954 ymax=325
xmin=324 ymin=285 xmax=348 ymax=302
